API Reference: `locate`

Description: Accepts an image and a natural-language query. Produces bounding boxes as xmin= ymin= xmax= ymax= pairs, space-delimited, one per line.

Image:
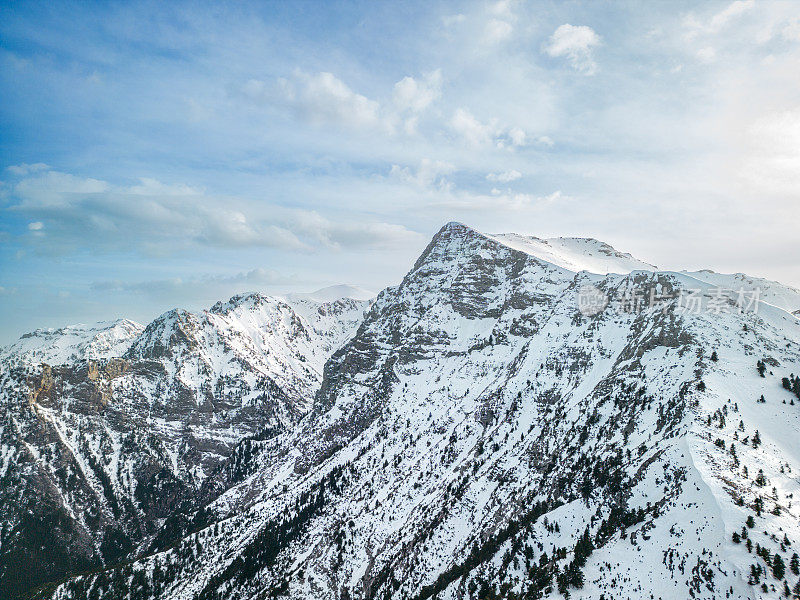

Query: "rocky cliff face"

xmin=5 ymin=222 xmax=800 ymax=600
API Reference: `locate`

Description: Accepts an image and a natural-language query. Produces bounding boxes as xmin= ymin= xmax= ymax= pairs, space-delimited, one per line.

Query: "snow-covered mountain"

xmin=288 ymin=284 xmax=377 ymax=303
xmin=0 ymin=290 xmax=371 ymax=599
xmin=0 ymin=319 xmax=144 ymax=367
xmin=4 ymin=223 xmax=800 ymax=600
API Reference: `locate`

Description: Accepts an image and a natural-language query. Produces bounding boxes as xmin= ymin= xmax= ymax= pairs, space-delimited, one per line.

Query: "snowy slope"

xmin=43 ymin=222 xmax=800 ymax=600
xmin=489 ymin=232 xmax=658 ymax=274
xmin=684 ymin=269 xmax=800 ymax=315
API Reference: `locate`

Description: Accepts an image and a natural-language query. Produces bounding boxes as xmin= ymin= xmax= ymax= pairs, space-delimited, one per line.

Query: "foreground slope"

xmin=0 ymin=291 xmax=369 ymax=599
xmin=49 ymin=223 xmax=800 ymax=600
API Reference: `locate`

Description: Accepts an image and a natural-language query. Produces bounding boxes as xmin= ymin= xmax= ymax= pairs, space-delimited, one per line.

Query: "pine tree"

xmin=751 ymin=564 xmax=761 ymax=584
xmin=790 ymin=553 xmax=799 ymax=576
xmin=573 ymin=527 xmax=594 ymax=567
xmin=555 ymin=564 xmax=567 ymax=597
xmin=567 ymin=561 xmax=585 ymax=589
xmin=753 ymin=430 xmax=762 ymax=448
xmin=711 ymin=351 xmax=718 ymax=362
xmin=755 ymin=469 xmax=767 ymax=486
xmin=774 ymin=554 xmax=787 ymax=580
xmin=755 ymin=497 xmax=764 ymax=516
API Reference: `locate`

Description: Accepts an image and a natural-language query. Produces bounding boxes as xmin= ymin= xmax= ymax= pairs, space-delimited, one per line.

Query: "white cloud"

xmin=5 ymin=166 xmax=419 ymax=254
xmin=128 ymin=177 xmax=201 ymax=196
xmin=697 ymin=47 xmax=717 ymax=62
xmin=482 ymin=0 xmax=517 ymax=44
xmin=450 ymin=108 xmax=495 ymax=146
xmin=392 ymin=70 xmax=442 ymax=132
xmin=507 ymin=128 xmax=526 ymax=147
xmin=387 ymin=158 xmax=562 ymax=214
xmin=486 ymin=170 xmax=522 ymax=183
xmin=279 ymin=71 xmax=382 ymax=130
xmin=484 ymin=19 xmax=514 ymax=44
xmin=91 ymin=267 xmax=292 ymax=297
xmin=243 ymin=68 xmax=445 ymax=136
xmin=543 ymin=24 xmax=602 ymax=75
xmin=442 ymin=13 xmax=466 ymax=27
xmin=750 ymin=108 xmax=800 ymax=155
xmin=684 ymin=0 xmax=755 ymax=39
xmin=12 ymin=170 xmax=110 ymax=207
xmin=393 ymin=70 xmax=442 ymax=114
xmin=239 ymin=71 xmax=387 ymax=132
xmin=435 ymin=189 xmax=564 ymax=211
xmin=388 ymin=157 xmax=557 ymax=213
xmin=782 ymin=19 xmax=800 ymax=41
xmin=198 ymin=210 xmax=304 ymax=249
xmin=390 ymin=159 xmax=455 ymax=190
xmin=709 ymin=0 xmax=755 ymax=32
xmin=449 ymin=108 xmax=528 ymax=149
xmin=489 ymin=0 xmax=514 ymax=19
xmin=741 ymin=107 xmax=800 ymax=194
xmin=6 ymin=163 xmax=49 ymax=176
xmin=289 ymin=210 xmax=424 ymax=249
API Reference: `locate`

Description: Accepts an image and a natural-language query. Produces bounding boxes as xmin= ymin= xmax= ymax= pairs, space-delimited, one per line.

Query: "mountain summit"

xmin=2 ymin=223 xmax=800 ymax=600
xmin=414 ymin=221 xmax=657 ymax=275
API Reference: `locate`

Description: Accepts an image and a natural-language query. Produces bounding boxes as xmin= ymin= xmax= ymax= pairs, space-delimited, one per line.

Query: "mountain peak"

xmin=410 ymin=221 xmax=490 ymax=272
xmin=287 ymin=284 xmax=375 ymax=303
xmin=416 ymin=222 xmax=655 ymax=276
xmin=1 ymin=318 xmax=144 ymax=365
xmin=209 ymin=291 xmax=279 ymax=315
xmin=433 ymin=221 xmax=488 ymax=242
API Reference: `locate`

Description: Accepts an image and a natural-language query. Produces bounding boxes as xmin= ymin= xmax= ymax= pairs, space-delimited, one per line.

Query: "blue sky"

xmin=1 ymin=0 xmax=799 ymax=343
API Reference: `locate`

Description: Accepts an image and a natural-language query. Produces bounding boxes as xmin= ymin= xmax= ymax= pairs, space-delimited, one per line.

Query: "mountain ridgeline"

xmin=2 ymin=223 xmax=800 ymax=600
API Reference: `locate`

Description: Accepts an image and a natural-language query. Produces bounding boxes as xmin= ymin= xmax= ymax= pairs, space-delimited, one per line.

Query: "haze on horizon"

xmin=1 ymin=0 xmax=799 ymax=344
